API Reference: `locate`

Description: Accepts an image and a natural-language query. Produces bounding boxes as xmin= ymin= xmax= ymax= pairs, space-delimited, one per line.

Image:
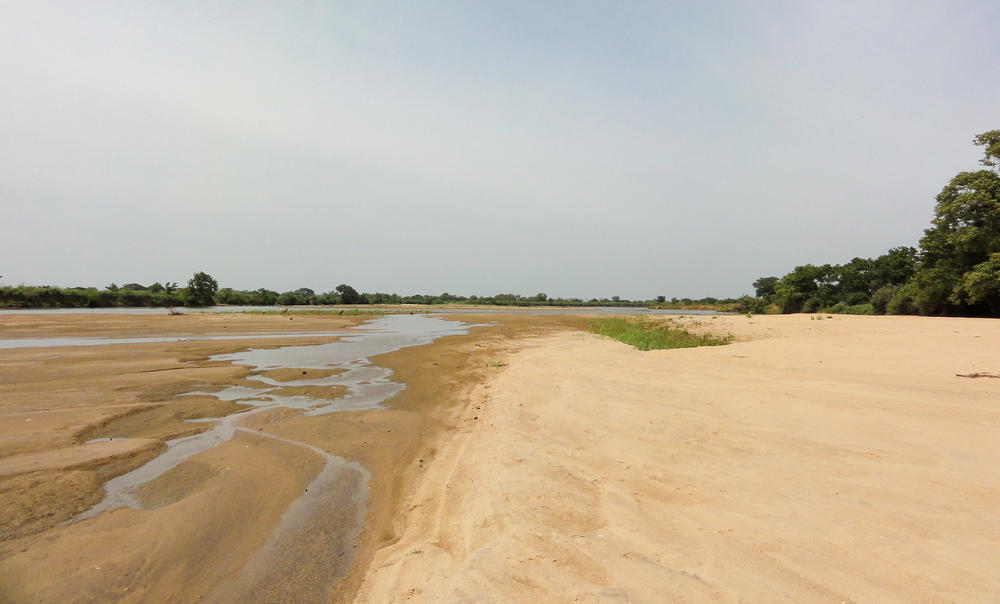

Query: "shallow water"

xmin=79 ymin=314 xmax=468 ymax=519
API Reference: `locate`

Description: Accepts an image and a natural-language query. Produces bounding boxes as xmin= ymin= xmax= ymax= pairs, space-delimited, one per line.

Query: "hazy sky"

xmin=2 ymin=1 xmax=998 ymax=298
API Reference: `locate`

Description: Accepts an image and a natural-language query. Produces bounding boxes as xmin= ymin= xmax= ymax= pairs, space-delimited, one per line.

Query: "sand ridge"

xmin=357 ymin=314 xmax=1000 ymax=602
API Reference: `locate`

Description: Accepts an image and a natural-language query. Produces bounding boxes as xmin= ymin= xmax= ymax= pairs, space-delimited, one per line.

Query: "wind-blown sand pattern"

xmin=359 ymin=314 xmax=1000 ymax=602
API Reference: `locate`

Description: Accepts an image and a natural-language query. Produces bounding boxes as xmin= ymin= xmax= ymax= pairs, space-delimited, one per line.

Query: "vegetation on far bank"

xmin=0 ymin=278 xmax=741 ymax=311
xmin=589 ymin=317 xmax=733 ymax=351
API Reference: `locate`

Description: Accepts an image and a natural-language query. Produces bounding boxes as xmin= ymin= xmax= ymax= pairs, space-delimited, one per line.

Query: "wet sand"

xmin=357 ymin=314 xmax=1000 ymax=602
xmin=0 ymin=311 xmax=585 ymax=601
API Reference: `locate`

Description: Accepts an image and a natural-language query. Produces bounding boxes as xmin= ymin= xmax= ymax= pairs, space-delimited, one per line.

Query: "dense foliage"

xmin=752 ymin=130 xmax=1000 ymax=316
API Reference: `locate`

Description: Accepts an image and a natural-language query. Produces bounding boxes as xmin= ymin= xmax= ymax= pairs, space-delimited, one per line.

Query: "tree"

xmin=187 ymin=271 xmax=218 ymax=306
xmin=335 ymin=284 xmax=362 ymax=304
xmin=870 ymin=247 xmax=918 ymax=290
xmin=277 ymin=291 xmax=301 ymax=306
xmin=910 ymin=130 xmax=1000 ymax=314
xmin=836 ymin=258 xmax=874 ymax=297
xmin=752 ymin=277 xmax=779 ymax=300
xmin=921 ymin=170 xmax=1000 ymax=269
xmin=973 ymin=130 xmax=1000 ymax=169
xmin=773 ymin=264 xmax=833 ymax=313
xmin=950 ymin=252 xmax=1000 ymax=315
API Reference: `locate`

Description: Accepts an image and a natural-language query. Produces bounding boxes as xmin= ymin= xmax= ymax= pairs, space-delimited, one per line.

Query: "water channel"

xmin=4 ymin=314 xmax=470 ymax=596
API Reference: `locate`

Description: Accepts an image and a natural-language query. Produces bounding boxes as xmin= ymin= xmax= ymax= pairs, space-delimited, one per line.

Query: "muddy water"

xmin=74 ymin=314 xmax=469 ymax=596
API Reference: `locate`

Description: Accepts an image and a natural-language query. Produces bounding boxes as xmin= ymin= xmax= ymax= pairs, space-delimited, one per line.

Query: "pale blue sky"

xmin=2 ymin=1 xmax=998 ymax=298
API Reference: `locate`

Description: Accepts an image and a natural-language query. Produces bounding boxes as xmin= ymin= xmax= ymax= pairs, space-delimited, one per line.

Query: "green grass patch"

xmin=589 ymin=317 xmax=733 ymax=351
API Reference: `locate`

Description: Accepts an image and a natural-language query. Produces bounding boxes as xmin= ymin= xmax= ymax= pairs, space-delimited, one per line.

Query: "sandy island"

xmin=1 ymin=311 xmax=998 ymax=602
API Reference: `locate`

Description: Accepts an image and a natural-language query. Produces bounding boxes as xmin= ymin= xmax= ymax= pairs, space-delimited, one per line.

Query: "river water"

xmin=0 ymin=305 xmax=722 ymax=316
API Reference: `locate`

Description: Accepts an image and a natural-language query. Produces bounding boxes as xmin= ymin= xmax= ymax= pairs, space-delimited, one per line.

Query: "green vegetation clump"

xmin=589 ymin=317 xmax=733 ymax=351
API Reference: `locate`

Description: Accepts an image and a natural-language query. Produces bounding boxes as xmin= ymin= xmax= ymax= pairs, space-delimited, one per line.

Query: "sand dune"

xmin=358 ymin=315 xmax=1000 ymax=602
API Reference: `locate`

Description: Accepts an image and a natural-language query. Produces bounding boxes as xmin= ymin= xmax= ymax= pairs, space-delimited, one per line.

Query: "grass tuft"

xmin=588 ymin=317 xmax=733 ymax=351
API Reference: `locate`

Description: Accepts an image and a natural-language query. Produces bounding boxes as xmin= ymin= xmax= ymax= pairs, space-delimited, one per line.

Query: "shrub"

xmin=829 ymin=301 xmax=850 ymax=314
xmin=802 ymin=297 xmax=821 ymax=313
xmin=887 ymin=282 xmax=919 ymax=315
xmin=871 ymin=284 xmax=899 ymax=314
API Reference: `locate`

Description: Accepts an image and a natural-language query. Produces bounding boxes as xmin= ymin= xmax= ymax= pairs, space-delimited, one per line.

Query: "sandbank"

xmin=358 ymin=314 xmax=1000 ymax=602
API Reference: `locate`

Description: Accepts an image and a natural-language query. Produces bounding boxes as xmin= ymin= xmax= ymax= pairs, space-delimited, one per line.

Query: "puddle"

xmin=73 ymin=314 xmax=469 ymax=591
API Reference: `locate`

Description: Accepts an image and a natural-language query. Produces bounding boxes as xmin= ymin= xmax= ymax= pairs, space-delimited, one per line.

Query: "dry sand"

xmin=358 ymin=314 xmax=1000 ymax=602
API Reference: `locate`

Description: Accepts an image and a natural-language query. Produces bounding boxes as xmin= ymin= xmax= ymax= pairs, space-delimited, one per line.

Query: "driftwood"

xmin=955 ymin=372 xmax=1000 ymax=378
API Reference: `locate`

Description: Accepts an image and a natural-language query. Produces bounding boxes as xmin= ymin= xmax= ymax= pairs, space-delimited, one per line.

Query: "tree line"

xmin=749 ymin=130 xmax=1000 ymax=316
xmin=1 ymin=275 xmax=692 ymax=310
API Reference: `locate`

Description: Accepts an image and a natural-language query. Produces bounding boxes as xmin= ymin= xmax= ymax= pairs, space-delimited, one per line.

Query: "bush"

xmin=887 ymin=282 xmax=919 ymax=315
xmin=849 ymin=303 xmax=874 ymax=315
xmin=828 ymin=301 xmax=850 ymax=314
xmin=871 ymin=284 xmax=899 ymax=314
xmin=802 ymin=297 xmax=821 ymax=313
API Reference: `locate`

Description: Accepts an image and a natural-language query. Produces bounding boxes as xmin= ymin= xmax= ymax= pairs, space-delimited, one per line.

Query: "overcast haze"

xmin=2 ymin=1 xmax=998 ymax=299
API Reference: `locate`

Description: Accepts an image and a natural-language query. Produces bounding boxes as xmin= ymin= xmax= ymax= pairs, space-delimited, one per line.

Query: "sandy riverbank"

xmin=358 ymin=314 xmax=1000 ymax=602
xmin=0 ymin=311 xmax=586 ymax=601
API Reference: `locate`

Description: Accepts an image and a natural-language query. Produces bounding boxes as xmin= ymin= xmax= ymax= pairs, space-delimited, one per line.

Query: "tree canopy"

xmin=187 ymin=271 xmax=219 ymax=306
xmin=753 ymin=129 xmax=1000 ymax=316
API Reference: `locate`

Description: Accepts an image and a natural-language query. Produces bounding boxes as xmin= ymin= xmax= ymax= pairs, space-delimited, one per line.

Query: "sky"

xmin=2 ymin=1 xmax=998 ymax=299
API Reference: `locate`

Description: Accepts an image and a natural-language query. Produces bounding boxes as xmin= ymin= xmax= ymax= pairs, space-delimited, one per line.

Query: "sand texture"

xmin=358 ymin=314 xmax=1000 ymax=602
